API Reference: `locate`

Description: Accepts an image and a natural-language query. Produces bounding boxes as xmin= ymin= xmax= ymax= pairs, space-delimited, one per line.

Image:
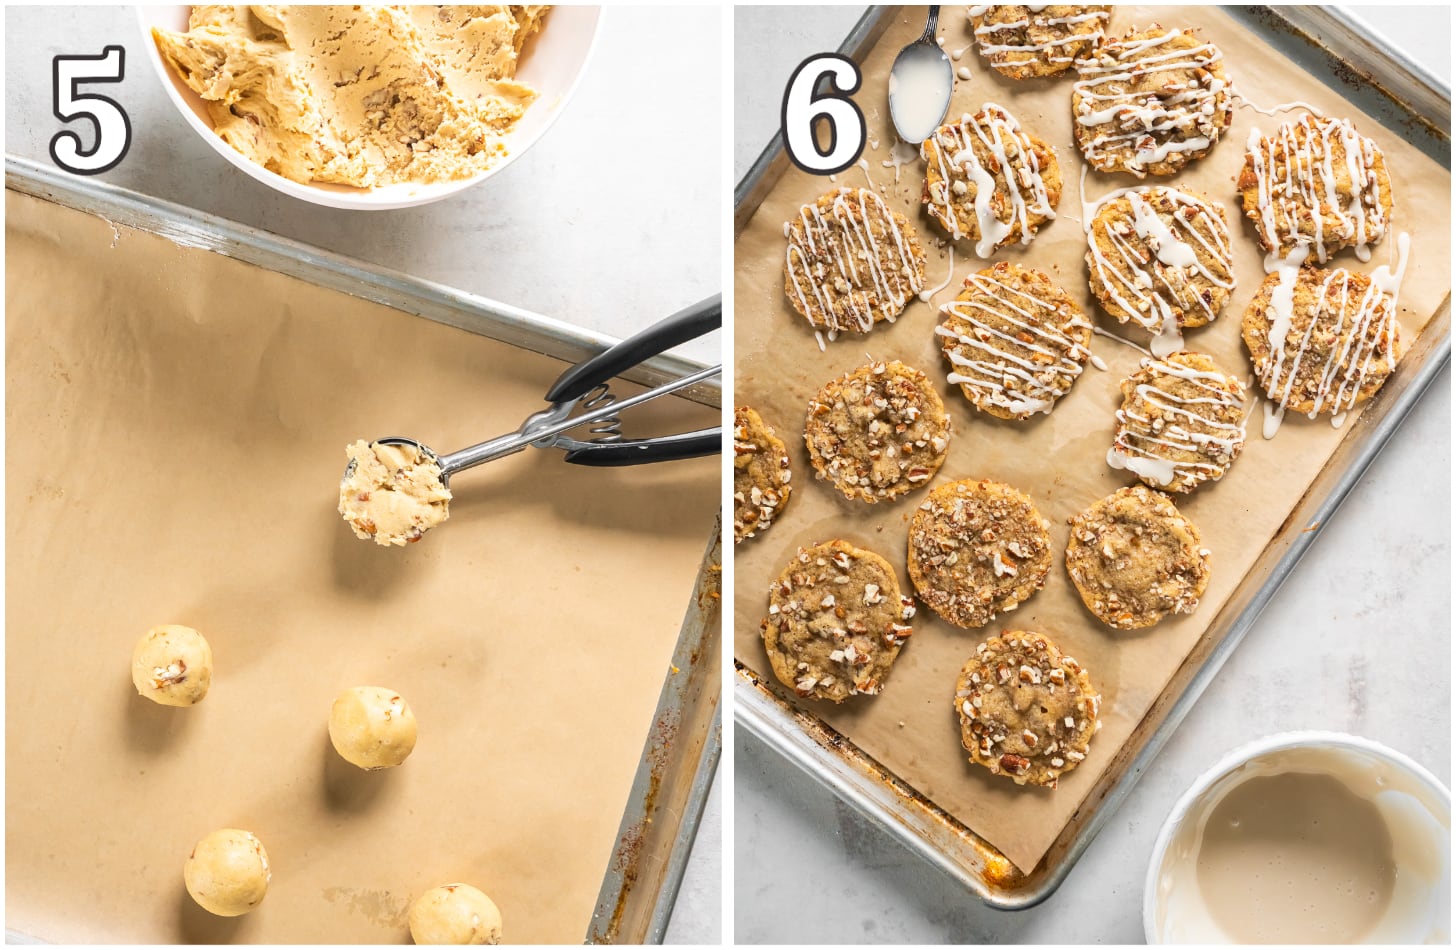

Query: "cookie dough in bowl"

xmin=139 ymin=6 xmax=601 ymax=209
xmin=131 ymin=624 xmax=213 ymax=706
xmin=183 ymin=828 xmax=270 ymax=917
xmin=409 ymin=882 xmax=503 ymax=945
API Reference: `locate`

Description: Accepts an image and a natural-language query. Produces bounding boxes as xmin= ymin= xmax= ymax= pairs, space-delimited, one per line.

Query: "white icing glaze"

xmin=881 ymin=140 xmax=920 ymax=183
xmin=922 ymin=104 xmax=1057 ymax=258
xmin=936 ymin=268 xmax=1092 ymax=417
xmin=1072 ymin=28 xmax=1231 ymax=175
xmin=971 ymin=6 xmax=1110 ymax=69
xmin=1244 ymin=115 xmax=1389 ymax=264
xmin=1086 ymin=185 xmax=1235 ymax=344
xmin=919 ymin=244 xmax=957 ymax=303
xmin=785 ymin=187 xmax=924 ymax=342
xmin=1109 ymin=355 xmax=1246 ymax=488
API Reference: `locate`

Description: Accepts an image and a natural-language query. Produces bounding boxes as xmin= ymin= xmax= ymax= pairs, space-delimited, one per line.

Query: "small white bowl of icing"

xmin=1145 ymin=731 xmax=1450 ymax=944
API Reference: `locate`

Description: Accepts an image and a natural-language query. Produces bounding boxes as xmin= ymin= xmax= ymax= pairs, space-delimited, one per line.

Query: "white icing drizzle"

xmin=1259 ymin=232 xmax=1409 ymax=438
xmin=855 ymin=157 xmax=875 ymax=189
xmin=1093 ymin=325 xmax=1152 ymax=356
xmin=935 ymin=269 xmax=1093 ymax=417
xmin=785 ymin=187 xmax=924 ymax=343
xmin=1085 ymin=184 xmax=1235 ymax=351
xmin=881 ymin=140 xmax=920 ymax=183
xmin=957 ymin=65 xmax=973 ymax=81
xmin=970 ymin=5 xmax=1110 ymax=69
xmin=1109 ymin=355 xmax=1247 ymax=489
xmin=922 ymin=104 xmax=1057 ymax=258
xmin=919 ymin=244 xmax=957 ymax=303
xmin=1072 ymin=28 xmax=1231 ymax=175
xmin=1244 ymin=115 xmax=1389 ymax=265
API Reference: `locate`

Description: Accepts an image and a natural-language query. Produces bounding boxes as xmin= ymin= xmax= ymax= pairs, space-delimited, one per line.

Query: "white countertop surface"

xmin=4 ymin=6 xmax=720 ymax=943
xmin=733 ymin=5 xmax=1450 ymax=943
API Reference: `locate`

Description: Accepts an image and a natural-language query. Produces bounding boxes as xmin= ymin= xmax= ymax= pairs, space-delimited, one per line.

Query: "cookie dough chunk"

xmin=339 ymin=440 xmax=452 ymax=545
xmin=805 ymin=360 xmax=950 ymax=503
xmin=151 ymin=6 xmax=545 ymax=188
xmin=1242 ymin=265 xmax=1402 ymax=423
xmin=131 ymin=624 xmax=213 ymax=707
xmin=908 ymin=479 xmax=1052 ymax=629
xmin=969 ymin=5 xmax=1112 ymax=79
xmin=329 ymin=686 xmax=419 ymax=770
xmin=1238 ymin=115 xmax=1393 ymax=265
xmin=1072 ymin=26 xmax=1234 ymax=178
xmin=1108 ymin=352 xmax=1247 ymax=493
xmin=921 ymin=105 xmax=1062 ymax=257
xmin=1086 ymin=186 xmax=1235 ymax=356
xmin=733 ymin=406 xmax=793 ymax=543
xmin=954 ymin=631 xmax=1100 ymax=788
xmin=409 ymin=883 xmax=503 ymax=945
xmin=784 ymin=187 xmax=927 ymax=343
xmin=1065 ymin=486 xmax=1211 ymax=629
xmin=935 ymin=262 xmax=1093 ymax=419
xmin=760 ymin=540 xmax=916 ymax=703
xmin=184 ymin=828 xmax=270 ymax=917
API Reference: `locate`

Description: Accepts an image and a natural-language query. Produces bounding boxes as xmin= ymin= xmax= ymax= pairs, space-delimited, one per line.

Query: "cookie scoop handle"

xmin=562 ymin=427 xmax=720 ymax=467
xmin=545 ymin=294 xmax=722 ymax=405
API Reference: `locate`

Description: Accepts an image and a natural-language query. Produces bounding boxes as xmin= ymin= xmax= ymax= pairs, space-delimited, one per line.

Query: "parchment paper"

xmin=733 ymin=6 xmax=1450 ymax=874
xmin=5 ymin=191 xmax=719 ymax=943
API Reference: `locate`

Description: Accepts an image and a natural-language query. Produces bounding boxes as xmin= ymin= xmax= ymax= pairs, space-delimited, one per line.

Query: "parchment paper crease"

xmin=733 ymin=6 xmax=1449 ymax=874
xmin=5 ymin=191 xmax=719 ymax=943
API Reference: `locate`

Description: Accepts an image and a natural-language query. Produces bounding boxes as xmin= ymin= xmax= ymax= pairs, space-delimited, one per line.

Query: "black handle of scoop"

xmin=562 ymin=428 xmax=721 ymax=467
xmin=545 ymin=294 xmax=722 ymax=405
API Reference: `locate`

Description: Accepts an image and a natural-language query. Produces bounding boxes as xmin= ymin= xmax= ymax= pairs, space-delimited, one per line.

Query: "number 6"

xmin=780 ymin=54 xmax=866 ymax=176
xmin=51 ymin=46 xmax=132 ymax=176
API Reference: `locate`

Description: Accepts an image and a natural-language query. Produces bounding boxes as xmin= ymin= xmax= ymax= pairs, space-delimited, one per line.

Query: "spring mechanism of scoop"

xmin=580 ymin=383 xmax=623 ymax=443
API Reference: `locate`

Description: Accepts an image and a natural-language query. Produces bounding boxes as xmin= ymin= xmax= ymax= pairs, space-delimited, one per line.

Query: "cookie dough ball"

xmin=183 ymin=828 xmax=270 ymax=917
xmin=328 ymin=686 xmax=418 ymax=770
xmin=409 ymin=883 xmax=502 ymax=945
xmin=131 ymin=624 xmax=213 ymax=706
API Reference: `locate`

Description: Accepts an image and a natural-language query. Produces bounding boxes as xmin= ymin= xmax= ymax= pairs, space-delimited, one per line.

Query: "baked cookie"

xmin=805 ymin=360 xmax=951 ymax=503
xmin=784 ymin=187 xmax=927 ymax=344
xmin=1072 ymin=26 xmax=1234 ymax=178
xmin=1086 ymin=186 xmax=1235 ymax=355
xmin=1065 ymin=485 xmax=1211 ymax=629
xmin=1242 ymin=265 xmax=1401 ymax=424
xmin=733 ymin=406 xmax=793 ymax=543
xmin=761 ymin=540 xmax=917 ymax=703
xmin=968 ymin=5 xmax=1112 ymax=79
xmin=1238 ymin=114 xmax=1394 ymax=265
xmin=954 ymin=631 xmax=1100 ymax=788
xmin=907 ymin=479 xmax=1052 ymax=629
xmin=1108 ymin=352 xmax=1247 ymax=493
xmin=921 ymin=105 xmax=1062 ymax=257
xmin=935 ymin=262 xmax=1094 ymax=420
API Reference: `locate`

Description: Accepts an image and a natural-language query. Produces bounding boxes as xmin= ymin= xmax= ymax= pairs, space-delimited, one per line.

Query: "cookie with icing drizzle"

xmin=733 ymin=406 xmax=792 ymax=544
xmin=761 ymin=539 xmax=916 ymax=703
xmin=1237 ymin=114 xmax=1394 ymax=265
xmin=783 ymin=187 xmax=927 ymax=345
xmin=805 ymin=360 xmax=951 ymax=504
xmin=935 ymin=262 xmax=1093 ymax=420
xmin=1242 ymin=265 xmax=1402 ymax=421
xmin=921 ymin=105 xmax=1062 ymax=257
xmin=954 ymin=630 xmax=1101 ymax=788
xmin=1072 ymin=25 xmax=1234 ymax=178
xmin=1086 ymin=186 xmax=1235 ymax=356
xmin=968 ymin=5 xmax=1112 ymax=80
xmin=1065 ymin=485 xmax=1211 ymax=630
xmin=1108 ymin=352 xmax=1248 ymax=493
xmin=908 ymin=478 xmax=1052 ymax=629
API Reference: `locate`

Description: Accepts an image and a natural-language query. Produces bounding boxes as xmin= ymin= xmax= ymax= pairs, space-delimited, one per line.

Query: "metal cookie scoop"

xmin=340 ymin=295 xmax=722 ymax=541
xmin=888 ymin=6 xmax=953 ymax=144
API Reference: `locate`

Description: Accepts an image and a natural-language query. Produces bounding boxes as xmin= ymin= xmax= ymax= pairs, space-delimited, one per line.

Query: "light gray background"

xmin=4 ymin=5 xmax=720 ymax=943
xmin=734 ymin=5 xmax=1451 ymax=944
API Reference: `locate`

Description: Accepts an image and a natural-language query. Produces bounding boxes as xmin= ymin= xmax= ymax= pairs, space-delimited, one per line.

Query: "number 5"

xmin=51 ymin=46 xmax=132 ymax=175
xmin=781 ymin=54 xmax=866 ymax=176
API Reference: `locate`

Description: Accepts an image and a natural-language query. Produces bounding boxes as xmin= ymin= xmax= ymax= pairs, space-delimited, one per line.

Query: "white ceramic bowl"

xmin=136 ymin=5 xmax=602 ymax=210
xmin=1145 ymin=731 xmax=1451 ymax=945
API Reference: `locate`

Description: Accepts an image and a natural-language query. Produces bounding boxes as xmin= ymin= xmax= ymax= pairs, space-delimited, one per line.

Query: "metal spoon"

xmin=887 ymin=6 xmax=953 ymax=144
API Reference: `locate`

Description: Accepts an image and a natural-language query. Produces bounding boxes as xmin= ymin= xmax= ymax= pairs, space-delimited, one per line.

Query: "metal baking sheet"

xmin=733 ymin=4 xmax=1450 ymax=909
xmin=4 ymin=155 xmax=720 ymax=944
